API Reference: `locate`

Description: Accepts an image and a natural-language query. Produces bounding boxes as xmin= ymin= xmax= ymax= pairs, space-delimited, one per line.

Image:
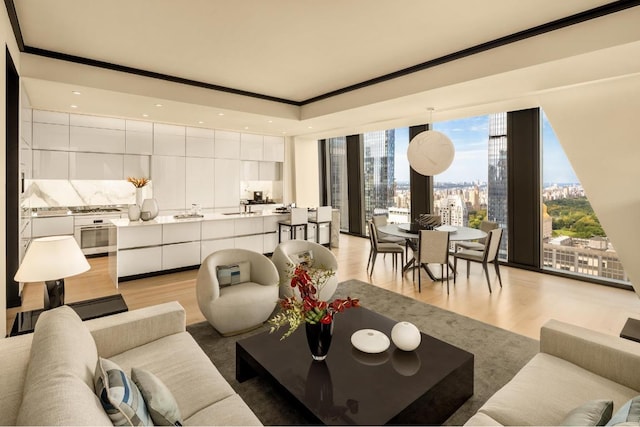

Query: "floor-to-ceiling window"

xmin=432 ymin=113 xmax=508 ymax=259
xmin=362 ymin=128 xmax=410 ymax=224
xmin=327 ymin=137 xmax=349 ymax=231
xmin=541 ymin=112 xmax=629 ymax=284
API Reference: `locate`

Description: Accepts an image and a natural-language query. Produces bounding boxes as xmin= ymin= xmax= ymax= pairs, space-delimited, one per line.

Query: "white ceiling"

xmin=13 ymin=0 xmax=640 ymax=138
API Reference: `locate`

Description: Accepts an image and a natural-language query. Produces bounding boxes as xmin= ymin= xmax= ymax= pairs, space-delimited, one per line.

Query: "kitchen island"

xmin=108 ymin=210 xmax=289 ymax=286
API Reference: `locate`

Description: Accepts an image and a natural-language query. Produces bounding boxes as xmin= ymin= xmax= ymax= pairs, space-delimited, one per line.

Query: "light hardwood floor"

xmin=7 ymin=234 xmax=639 ymax=340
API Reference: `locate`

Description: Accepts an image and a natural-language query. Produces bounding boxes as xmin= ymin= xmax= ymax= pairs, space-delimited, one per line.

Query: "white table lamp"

xmin=14 ymin=235 xmax=90 ymax=310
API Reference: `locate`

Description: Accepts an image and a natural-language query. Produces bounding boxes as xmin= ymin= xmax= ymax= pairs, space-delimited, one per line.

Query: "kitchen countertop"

xmin=111 ymin=210 xmax=289 ymax=227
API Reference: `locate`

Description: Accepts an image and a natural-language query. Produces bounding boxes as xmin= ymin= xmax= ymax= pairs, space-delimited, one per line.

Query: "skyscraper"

xmin=488 ymin=113 xmax=508 ymax=257
xmin=363 ymin=130 xmax=395 ymax=221
xmin=328 ymin=136 xmax=349 ymax=230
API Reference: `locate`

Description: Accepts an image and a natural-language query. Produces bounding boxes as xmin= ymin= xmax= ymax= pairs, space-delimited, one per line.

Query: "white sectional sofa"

xmin=465 ymin=319 xmax=640 ymax=426
xmin=0 ymin=301 xmax=261 ymax=426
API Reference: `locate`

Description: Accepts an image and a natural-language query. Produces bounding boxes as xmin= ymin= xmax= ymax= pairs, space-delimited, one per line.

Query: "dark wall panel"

xmin=507 ymin=108 xmax=541 ymax=268
xmin=346 ymin=134 xmax=364 ymax=235
xmin=409 ymin=124 xmax=433 ymax=220
xmin=6 ymin=47 xmax=20 ymax=307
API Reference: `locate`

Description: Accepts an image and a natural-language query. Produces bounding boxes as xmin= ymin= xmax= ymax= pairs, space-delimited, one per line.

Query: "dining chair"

xmin=367 ymin=220 xmax=405 ymax=276
xmin=453 ymin=228 xmax=503 ymax=293
xmin=417 ymin=230 xmax=451 ymax=293
xmin=455 ymin=220 xmax=498 ymax=252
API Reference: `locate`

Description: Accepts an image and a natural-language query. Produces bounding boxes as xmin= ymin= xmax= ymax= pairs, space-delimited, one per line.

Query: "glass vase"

xmin=305 ymin=320 xmax=334 ymax=361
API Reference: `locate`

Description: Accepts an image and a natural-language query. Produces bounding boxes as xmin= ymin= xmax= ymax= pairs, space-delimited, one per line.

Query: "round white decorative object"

xmin=391 ymin=322 xmax=421 ymax=351
xmin=407 ymin=130 xmax=455 ymax=176
xmin=141 ymin=198 xmax=159 ymax=220
xmin=351 ymin=329 xmax=391 ymax=354
xmin=128 ymin=204 xmax=140 ymax=221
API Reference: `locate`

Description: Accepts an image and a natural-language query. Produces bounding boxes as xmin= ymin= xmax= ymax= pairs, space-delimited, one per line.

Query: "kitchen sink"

xmin=173 ymin=214 xmax=204 ymax=219
xmin=222 ymin=211 xmax=261 ymax=216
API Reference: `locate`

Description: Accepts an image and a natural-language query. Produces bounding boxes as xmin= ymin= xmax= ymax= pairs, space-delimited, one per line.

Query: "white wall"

xmin=1 ymin=8 xmax=24 ymax=336
xmin=539 ymin=74 xmax=640 ymax=296
xmin=293 ymin=137 xmax=320 ymax=208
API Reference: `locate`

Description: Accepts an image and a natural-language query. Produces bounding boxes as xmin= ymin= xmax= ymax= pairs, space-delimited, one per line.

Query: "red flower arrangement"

xmin=269 ymin=263 xmax=360 ymax=339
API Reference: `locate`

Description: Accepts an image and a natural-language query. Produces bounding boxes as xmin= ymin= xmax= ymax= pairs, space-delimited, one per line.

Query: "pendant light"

xmin=407 ymin=108 xmax=455 ymax=176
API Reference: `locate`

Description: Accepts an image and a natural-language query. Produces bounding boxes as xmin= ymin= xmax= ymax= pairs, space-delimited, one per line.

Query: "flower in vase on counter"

xmin=268 ymin=262 xmax=359 ymax=340
xmin=127 ymin=177 xmax=149 ymax=188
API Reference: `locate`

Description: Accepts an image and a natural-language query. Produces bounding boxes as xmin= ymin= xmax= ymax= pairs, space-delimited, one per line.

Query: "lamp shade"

xmin=14 ymin=235 xmax=90 ymax=282
xmin=407 ymin=130 xmax=455 ymax=176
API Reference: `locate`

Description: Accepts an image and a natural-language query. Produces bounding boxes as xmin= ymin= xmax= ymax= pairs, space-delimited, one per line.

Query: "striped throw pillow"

xmin=94 ymin=357 xmax=153 ymax=426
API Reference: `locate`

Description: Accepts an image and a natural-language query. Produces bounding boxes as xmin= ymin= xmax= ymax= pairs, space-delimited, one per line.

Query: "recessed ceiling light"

xmin=307 ymin=126 xmax=313 ymax=129
xmin=218 ymin=113 xmax=225 ymax=116
xmin=282 ymin=131 xmax=287 ymax=134
xmin=198 ymin=121 xmax=205 ymax=124
xmin=154 ymin=103 xmax=163 ymax=107
xmin=244 ymin=126 xmax=249 ymax=130
xmin=70 ymin=105 xmax=78 ymax=109
xmin=142 ymin=113 xmax=149 ymax=118
xmin=267 ymin=120 xmax=273 ymax=123
xmin=72 ymin=91 xmax=81 ymax=95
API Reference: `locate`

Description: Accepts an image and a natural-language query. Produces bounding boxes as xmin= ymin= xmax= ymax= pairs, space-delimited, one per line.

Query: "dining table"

xmin=377 ymin=223 xmax=487 ymax=281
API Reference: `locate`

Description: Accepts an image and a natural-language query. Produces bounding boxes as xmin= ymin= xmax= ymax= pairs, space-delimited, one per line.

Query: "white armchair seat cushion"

xmin=211 ymin=282 xmax=279 ymax=334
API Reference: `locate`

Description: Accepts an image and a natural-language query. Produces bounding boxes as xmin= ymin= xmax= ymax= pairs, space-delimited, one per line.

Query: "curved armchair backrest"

xmin=196 ymin=249 xmax=279 ymax=310
xmin=272 ymin=240 xmax=338 ymax=300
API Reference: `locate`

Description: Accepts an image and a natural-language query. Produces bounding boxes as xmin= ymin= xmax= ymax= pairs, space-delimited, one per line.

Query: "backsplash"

xmin=22 ymin=180 xmax=153 ymax=208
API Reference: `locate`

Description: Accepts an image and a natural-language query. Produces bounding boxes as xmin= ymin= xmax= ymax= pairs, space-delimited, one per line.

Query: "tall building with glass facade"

xmin=363 ymin=130 xmax=395 ymax=221
xmin=488 ymin=113 xmax=508 ymax=256
xmin=327 ymin=137 xmax=348 ymax=230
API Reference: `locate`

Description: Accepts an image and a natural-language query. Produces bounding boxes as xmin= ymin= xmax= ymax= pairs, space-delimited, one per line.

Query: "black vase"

xmin=305 ymin=320 xmax=334 ymax=361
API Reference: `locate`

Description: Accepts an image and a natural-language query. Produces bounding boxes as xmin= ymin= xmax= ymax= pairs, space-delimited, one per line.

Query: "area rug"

xmin=187 ymin=279 xmax=539 ymax=425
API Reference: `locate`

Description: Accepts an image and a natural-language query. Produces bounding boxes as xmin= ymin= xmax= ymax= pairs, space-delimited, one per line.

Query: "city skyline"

xmin=393 ymin=111 xmax=579 ymax=184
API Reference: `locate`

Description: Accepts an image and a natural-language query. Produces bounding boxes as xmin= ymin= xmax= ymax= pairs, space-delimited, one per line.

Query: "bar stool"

xmin=308 ymin=206 xmax=332 ymax=247
xmin=278 ymin=207 xmax=308 ymax=243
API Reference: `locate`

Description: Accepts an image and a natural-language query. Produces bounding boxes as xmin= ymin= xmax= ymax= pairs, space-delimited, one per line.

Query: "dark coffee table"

xmin=236 ymin=306 xmax=473 ymax=425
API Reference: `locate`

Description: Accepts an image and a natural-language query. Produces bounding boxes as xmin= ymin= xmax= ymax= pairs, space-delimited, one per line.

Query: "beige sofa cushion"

xmin=16 ymin=305 xmax=112 ymax=426
xmin=110 ymin=331 xmax=238 ymax=420
xmin=184 ymin=394 xmax=261 ymax=426
xmin=0 ymin=334 xmax=33 ymax=426
xmin=478 ymin=353 xmax=638 ymax=426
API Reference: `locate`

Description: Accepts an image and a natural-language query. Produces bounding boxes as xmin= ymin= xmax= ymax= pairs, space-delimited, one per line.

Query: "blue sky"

xmin=393 ymin=112 xmax=578 ymax=184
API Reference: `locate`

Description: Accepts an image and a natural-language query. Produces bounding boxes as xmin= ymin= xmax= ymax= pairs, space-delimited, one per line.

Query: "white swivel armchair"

xmin=271 ymin=240 xmax=339 ymax=301
xmin=196 ymin=249 xmax=280 ymax=336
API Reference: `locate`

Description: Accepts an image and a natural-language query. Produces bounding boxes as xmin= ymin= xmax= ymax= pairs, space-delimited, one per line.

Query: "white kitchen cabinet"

xmin=126 ymin=120 xmax=153 ymax=154
xmin=162 ymin=242 xmax=201 ymax=270
xmin=186 ymin=127 xmax=215 ymax=158
xmin=241 ymin=161 xmax=260 ymax=181
xmin=118 ymin=224 xmax=162 ymax=249
xmin=33 ymin=150 xmax=69 ymax=179
xmin=118 ymin=247 xmax=162 ymax=277
xmin=186 ymin=157 xmax=215 ymax=208
xmin=151 ymin=156 xmax=186 ymax=210
xmin=162 ymin=222 xmax=201 ymax=244
xmin=214 ymin=158 xmax=240 ymax=208
xmin=235 ymin=217 xmax=264 ymax=236
xmin=70 ymin=114 xmax=126 ymax=130
xmin=124 ymin=155 xmax=150 ymax=179
xmin=33 ymin=123 xmax=69 ymax=150
xmin=263 ymin=232 xmax=278 ymax=253
xmin=69 ymin=126 xmax=126 ymax=153
xmin=153 ymin=123 xmax=185 ymax=156
xmin=214 ymin=130 xmax=240 ymax=159
xmin=235 ymin=235 xmax=264 ymax=253
xmin=201 ymin=238 xmax=234 ymax=262
xmin=240 ymin=133 xmax=264 ymax=160
xmin=259 ymin=161 xmax=280 ymax=181
xmin=32 ymin=216 xmax=74 ymax=237
xmin=201 ymin=219 xmax=235 ymax=240
xmin=264 ymin=136 xmax=285 ymax=162
xmin=264 ymin=215 xmax=282 ymax=233
xmin=33 ymin=110 xmax=69 ymax=125
xmin=70 ymin=152 xmax=124 ymax=180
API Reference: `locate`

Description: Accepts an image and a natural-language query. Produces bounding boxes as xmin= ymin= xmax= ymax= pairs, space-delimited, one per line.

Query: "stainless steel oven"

xmin=73 ymin=214 xmax=121 ymax=255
